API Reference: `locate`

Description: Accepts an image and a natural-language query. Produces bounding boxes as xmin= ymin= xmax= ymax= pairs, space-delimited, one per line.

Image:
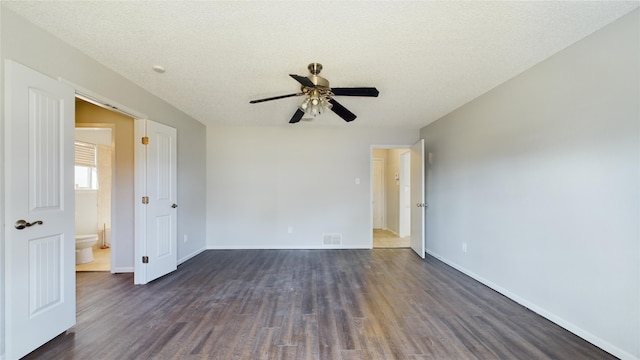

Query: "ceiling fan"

xmin=249 ymin=63 xmax=379 ymax=124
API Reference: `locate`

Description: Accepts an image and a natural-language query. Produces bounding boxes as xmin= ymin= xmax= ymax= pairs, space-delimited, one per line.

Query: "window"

xmin=75 ymin=141 xmax=98 ymax=190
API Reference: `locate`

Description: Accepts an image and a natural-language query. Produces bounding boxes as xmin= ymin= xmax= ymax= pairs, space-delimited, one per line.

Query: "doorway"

xmin=371 ymin=147 xmax=411 ymax=248
xmin=74 ymin=127 xmax=113 ymax=272
xmin=75 ymin=97 xmax=135 ymax=273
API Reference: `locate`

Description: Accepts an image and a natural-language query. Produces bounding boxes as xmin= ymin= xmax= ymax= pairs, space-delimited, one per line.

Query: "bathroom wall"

xmin=96 ymin=143 xmax=112 ymax=246
xmin=75 ymin=191 xmax=98 ymax=235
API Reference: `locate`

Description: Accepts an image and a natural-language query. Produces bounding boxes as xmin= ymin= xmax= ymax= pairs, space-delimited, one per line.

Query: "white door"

xmin=399 ymin=151 xmax=411 ymax=237
xmin=134 ymin=119 xmax=177 ymax=284
xmin=410 ymin=139 xmax=426 ymax=258
xmin=4 ymin=61 xmax=76 ymax=358
xmin=372 ymin=158 xmax=385 ymax=229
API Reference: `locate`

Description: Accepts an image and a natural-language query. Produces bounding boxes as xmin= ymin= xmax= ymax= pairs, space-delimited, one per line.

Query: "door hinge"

xmin=142 ymin=256 xmax=149 ymax=264
xmin=142 ymin=136 xmax=149 ymax=145
xmin=142 ymin=196 xmax=149 ymax=204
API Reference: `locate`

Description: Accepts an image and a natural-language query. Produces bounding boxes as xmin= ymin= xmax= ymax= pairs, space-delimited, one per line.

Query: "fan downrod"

xmin=308 ymin=63 xmax=322 ymax=75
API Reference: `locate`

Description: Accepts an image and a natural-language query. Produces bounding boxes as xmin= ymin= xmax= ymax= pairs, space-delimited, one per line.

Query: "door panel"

xmin=5 ymin=61 xmax=76 ymax=359
xmin=410 ymin=139 xmax=426 ymax=258
xmin=135 ymin=119 xmax=177 ymax=284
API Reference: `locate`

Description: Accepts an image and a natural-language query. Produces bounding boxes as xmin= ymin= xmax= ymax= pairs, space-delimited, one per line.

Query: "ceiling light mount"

xmin=152 ymin=65 xmax=166 ymax=74
xmin=308 ymin=62 xmax=322 ymax=75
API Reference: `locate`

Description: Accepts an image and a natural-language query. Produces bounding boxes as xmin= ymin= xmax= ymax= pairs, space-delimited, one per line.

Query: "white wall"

xmin=207 ymin=125 xmax=418 ymax=249
xmin=1 ymin=8 xmax=207 ymax=357
xmin=420 ymin=10 xmax=639 ymax=360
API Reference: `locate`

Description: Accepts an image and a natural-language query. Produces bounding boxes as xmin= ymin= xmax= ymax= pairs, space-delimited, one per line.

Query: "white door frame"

xmin=61 ymin=80 xmax=151 ymax=281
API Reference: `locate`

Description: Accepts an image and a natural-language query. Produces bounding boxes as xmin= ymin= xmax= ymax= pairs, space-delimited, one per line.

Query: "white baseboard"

xmin=425 ymin=249 xmax=638 ymax=360
xmin=206 ymin=245 xmax=370 ymax=250
xmin=111 ymin=267 xmax=133 ymax=274
xmin=178 ymin=248 xmax=206 ymax=265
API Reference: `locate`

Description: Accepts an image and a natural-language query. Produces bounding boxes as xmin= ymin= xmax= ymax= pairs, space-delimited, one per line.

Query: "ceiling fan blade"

xmin=289 ymin=108 xmax=305 ymax=124
xmin=289 ymin=74 xmax=315 ymax=88
xmin=328 ymin=98 xmax=357 ymax=122
xmin=331 ymin=87 xmax=379 ymax=97
xmin=249 ymin=93 xmax=302 ymax=104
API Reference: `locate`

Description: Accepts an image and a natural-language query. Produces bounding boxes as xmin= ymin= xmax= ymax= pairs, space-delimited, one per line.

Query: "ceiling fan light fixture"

xmin=299 ymin=98 xmax=310 ymax=110
xmin=250 ymin=63 xmax=378 ymax=123
xmin=303 ymin=95 xmax=332 ymax=117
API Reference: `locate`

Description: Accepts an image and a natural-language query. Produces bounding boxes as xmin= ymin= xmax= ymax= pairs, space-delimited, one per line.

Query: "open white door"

xmin=410 ymin=139 xmax=426 ymax=259
xmin=134 ymin=119 xmax=177 ymax=284
xmin=4 ymin=61 xmax=76 ymax=358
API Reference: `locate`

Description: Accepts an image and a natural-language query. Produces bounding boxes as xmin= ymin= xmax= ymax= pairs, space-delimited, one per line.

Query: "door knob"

xmin=171 ymin=204 xmax=178 ymax=208
xmin=15 ymin=219 xmax=44 ymax=230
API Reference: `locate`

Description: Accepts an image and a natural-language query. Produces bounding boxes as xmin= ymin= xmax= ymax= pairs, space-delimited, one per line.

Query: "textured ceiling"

xmin=3 ymin=1 xmax=638 ymax=129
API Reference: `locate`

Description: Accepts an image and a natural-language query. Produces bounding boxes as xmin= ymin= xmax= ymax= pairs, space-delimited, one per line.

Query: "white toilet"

xmin=76 ymin=234 xmax=99 ymax=264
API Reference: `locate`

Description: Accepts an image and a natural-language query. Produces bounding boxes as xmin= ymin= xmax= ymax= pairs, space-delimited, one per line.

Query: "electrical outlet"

xmin=462 ymin=242 xmax=467 ymax=253
xmin=287 ymin=226 xmax=293 ymax=234
xmin=183 ymin=235 xmax=188 ymax=243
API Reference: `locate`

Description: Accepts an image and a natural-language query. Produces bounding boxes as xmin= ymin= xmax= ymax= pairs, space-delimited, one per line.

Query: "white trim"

xmin=425 ymin=249 xmax=638 ymax=360
xmin=206 ymin=245 xmax=371 ymax=250
xmin=178 ymin=248 xmax=205 ymax=265
xmin=58 ymin=78 xmax=148 ymax=119
xmin=111 ymin=267 xmax=134 ymax=274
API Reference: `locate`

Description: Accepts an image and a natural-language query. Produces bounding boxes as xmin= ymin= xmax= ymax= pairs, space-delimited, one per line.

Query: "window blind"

xmin=75 ymin=141 xmax=97 ymax=167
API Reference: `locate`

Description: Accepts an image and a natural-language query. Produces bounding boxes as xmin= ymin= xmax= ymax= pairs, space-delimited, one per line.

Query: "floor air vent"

xmin=323 ymin=233 xmax=342 ymax=246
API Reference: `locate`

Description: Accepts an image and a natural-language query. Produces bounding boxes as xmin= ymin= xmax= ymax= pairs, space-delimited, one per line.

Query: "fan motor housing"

xmin=306 ymin=63 xmax=330 ymax=89
xmin=308 ymin=75 xmax=329 ymax=88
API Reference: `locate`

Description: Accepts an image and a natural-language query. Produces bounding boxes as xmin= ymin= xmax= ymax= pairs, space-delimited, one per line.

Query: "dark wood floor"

xmin=24 ymin=249 xmax=616 ymax=360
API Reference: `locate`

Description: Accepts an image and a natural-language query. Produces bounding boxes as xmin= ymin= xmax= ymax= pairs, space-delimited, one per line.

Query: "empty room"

xmin=1 ymin=1 xmax=638 ymax=360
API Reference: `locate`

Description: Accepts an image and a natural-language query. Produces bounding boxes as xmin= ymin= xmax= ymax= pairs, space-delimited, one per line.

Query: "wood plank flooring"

xmin=23 ymin=249 xmax=616 ymax=360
